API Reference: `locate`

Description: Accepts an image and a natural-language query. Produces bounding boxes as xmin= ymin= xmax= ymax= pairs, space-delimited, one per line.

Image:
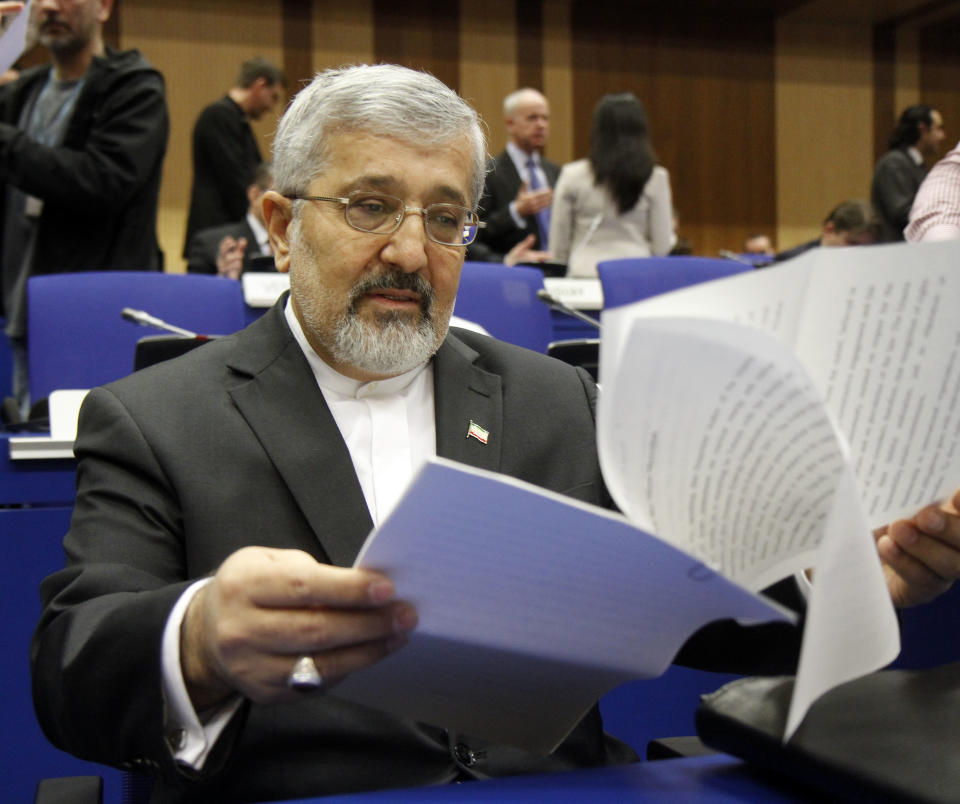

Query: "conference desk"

xmin=269 ymin=755 xmax=819 ymax=804
xmin=1 ymin=435 xmax=127 ymax=803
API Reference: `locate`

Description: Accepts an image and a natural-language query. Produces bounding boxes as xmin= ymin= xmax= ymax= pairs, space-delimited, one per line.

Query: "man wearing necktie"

xmin=473 ymin=88 xmax=559 ymax=260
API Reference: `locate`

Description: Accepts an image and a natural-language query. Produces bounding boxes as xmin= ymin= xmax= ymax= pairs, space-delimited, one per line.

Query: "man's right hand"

xmin=216 ymin=236 xmax=247 ymax=280
xmin=514 ymin=182 xmax=553 ymax=217
xmin=181 ymin=547 xmax=417 ymax=710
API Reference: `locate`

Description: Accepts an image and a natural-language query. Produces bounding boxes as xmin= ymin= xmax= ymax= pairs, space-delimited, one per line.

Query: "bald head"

xmin=503 ymin=88 xmax=550 ymax=155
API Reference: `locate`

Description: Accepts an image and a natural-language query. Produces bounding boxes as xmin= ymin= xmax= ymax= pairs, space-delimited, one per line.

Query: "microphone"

xmin=718 ymin=250 xmax=761 ymax=268
xmin=535 ymin=289 xmax=602 ymax=330
xmin=121 ymin=308 xmax=203 ymax=339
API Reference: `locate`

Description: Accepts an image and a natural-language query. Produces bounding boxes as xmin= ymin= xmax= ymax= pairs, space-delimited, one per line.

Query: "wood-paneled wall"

xmin=98 ymin=0 xmax=960 ymax=270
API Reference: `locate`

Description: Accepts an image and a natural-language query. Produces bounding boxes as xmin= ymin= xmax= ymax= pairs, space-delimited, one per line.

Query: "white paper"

xmin=335 ymin=458 xmax=793 ymax=753
xmin=0 ymin=2 xmax=29 ymax=76
xmin=598 ymin=240 xmax=960 ymax=738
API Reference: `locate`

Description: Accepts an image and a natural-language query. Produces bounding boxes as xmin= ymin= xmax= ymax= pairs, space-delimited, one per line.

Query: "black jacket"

xmin=183 ymin=96 xmax=262 ymax=255
xmin=0 ymin=47 xmax=168 ymax=288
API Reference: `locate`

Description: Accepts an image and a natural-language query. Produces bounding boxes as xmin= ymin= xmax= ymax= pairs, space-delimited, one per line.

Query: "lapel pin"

xmin=466 ymin=420 xmax=489 ymax=444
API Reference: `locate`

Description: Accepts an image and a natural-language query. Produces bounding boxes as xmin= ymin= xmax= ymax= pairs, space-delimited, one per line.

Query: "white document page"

xmin=333 ymin=458 xmax=793 ymax=753
xmin=606 ymin=240 xmax=960 ymax=528
xmin=597 ymin=313 xmax=899 ymax=738
xmin=0 ymin=2 xmax=29 ymax=75
xmin=596 ymin=243 xmax=960 ymax=738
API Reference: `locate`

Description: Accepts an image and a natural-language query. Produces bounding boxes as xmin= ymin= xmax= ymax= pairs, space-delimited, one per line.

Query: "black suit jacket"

xmin=870 ymin=148 xmax=928 ymax=242
xmin=476 ymin=150 xmax=560 ymax=258
xmin=31 ymin=301 xmax=640 ymax=802
xmin=185 ymin=219 xmax=265 ymax=275
xmin=183 ymin=96 xmax=262 ymax=256
xmin=32 ymin=300 xmax=800 ymax=802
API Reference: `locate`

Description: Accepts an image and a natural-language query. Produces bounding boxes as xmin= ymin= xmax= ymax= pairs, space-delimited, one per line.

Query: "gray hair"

xmin=503 ymin=88 xmax=547 ymax=119
xmin=272 ymin=64 xmax=488 ymax=209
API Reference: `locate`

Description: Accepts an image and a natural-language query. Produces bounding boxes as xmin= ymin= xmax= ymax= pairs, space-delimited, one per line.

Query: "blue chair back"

xmin=453 ymin=262 xmax=552 ymax=353
xmin=27 ymin=272 xmax=247 ymax=401
xmin=597 ymin=256 xmax=753 ymax=309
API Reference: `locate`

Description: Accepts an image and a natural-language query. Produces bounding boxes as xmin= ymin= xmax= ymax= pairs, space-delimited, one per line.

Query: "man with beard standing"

xmin=0 ymin=0 xmax=168 ymax=413
xmin=182 ymin=58 xmax=285 ymax=256
xmin=31 ymin=65 xmax=960 ymax=803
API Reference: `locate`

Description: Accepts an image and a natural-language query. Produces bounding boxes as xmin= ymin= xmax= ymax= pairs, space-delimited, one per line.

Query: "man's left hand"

xmin=876 ymin=488 xmax=960 ymax=607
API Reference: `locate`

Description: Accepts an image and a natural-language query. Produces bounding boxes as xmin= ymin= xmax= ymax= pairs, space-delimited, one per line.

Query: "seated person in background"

xmin=31 ymin=64 xmax=960 ymax=804
xmin=467 ymin=233 xmax=551 ymax=266
xmin=774 ymin=200 xmax=879 ymax=262
xmin=550 ymin=93 xmax=674 ymax=278
xmin=186 ymin=163 xmax=274 ymax=278
xmin=743 ymin=233 xmax=774 ymax=257
xmin=905 ymin=139 xmax=960 ymax=242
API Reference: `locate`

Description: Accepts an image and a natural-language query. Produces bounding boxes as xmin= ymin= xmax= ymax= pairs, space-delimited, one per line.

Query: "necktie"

xmin=525 ymin=157 xmax=551 ymax=249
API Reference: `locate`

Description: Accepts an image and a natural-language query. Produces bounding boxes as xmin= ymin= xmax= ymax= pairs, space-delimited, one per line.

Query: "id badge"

xmin=25 ymin=196 xmax=44 ymax=217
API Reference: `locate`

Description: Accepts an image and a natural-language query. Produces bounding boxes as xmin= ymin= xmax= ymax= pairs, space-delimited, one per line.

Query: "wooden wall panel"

xmin=919 ymin=13 xmax=960 ymax=147
xmin=460 ymin=0 xmax=517 ymax=157
xmin=571 ymin=4 xmax=777 ymax=258
xmin=542 ymin=0 xmax=574 ymax=165
xmin=118 ymin=0 xmax=285 ymax=270
xmin=373 ymin=0 xmax=460 ymax=90
xmin=310 ymin=0 xmax=375 ymax=74
xmin=776 ymin=16 xmax=874 ymax=252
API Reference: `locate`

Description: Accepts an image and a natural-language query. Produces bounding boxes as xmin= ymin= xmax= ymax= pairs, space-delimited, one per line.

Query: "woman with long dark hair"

xmin=549 ymin=93 xmax=674 ymax=277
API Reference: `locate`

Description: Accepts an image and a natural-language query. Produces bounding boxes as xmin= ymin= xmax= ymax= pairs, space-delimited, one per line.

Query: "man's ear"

xmin=262 ymin=191 xmax=293 ymax=274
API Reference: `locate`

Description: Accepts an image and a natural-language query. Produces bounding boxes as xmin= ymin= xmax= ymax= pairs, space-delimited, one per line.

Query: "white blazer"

xmin=549 ymin=159 xmax=675 ymax=278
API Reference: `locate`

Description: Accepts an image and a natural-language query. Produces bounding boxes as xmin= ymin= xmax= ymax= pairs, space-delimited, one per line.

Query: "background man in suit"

xmin=0 ymin=0 xmax=167 ymax=415
xmin=774 ymin=199 xmax=879 ymax=262
xmin=871 ymin=104 xmax=946 ymax=242
xmin=182 ymin=57 xmax=285 ymax=256
xmin=186 ymin=162 xmax=274 ymax=278
xmin=32 ymin=64 xmax=960 ymax=803
xmin=473 ymin=87 xmax=558 ymax=260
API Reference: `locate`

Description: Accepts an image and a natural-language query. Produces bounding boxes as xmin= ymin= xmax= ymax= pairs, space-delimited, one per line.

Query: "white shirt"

xmin=162 ymin=300 xmax=437 ymax=768
xmin=245 ymin=211 xmax=272 ymax=256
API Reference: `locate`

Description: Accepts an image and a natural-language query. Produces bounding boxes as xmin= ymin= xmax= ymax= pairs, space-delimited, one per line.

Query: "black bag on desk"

xmin=695 ymin=662 xmax=960 ymax=804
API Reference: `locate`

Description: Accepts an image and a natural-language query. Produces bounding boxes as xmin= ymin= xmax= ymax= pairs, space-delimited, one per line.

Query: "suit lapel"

xmin=433 ymin=334 xmax=503 ymax=474
xmin=225 ymin=305 xmax=373 ymax=567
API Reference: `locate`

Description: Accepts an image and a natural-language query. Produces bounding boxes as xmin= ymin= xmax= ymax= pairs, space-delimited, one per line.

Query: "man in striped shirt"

xmin=906 ymin=140 xmax=960 ymax=242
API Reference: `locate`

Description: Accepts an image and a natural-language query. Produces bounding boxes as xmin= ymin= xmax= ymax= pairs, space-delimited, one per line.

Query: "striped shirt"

xmin=906 ymin=141 xmax=960 ymax=242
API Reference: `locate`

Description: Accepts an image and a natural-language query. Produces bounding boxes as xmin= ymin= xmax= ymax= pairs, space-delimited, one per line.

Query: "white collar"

xmin=283 ymin=299 xmax=429 ymax=399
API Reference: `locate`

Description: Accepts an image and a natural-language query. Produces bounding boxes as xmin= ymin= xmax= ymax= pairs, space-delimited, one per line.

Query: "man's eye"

xmin=432 ymin=213 xmax=459 ymax=228
xmin=353 ymin=198 xmax=389 ymax=215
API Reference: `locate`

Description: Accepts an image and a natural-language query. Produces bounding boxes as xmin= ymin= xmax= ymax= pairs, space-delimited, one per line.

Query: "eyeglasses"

xmin=285 ymin=191 xmax=485 ymax=247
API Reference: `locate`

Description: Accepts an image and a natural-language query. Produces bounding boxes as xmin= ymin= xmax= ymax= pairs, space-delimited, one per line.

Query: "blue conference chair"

xmin=596 ymin=256 xmax=753 ymax=309
xmin=453 ymin=262 xmax=552 ymax=353
xmin=27 ymin=272 xmax=247 ymax=402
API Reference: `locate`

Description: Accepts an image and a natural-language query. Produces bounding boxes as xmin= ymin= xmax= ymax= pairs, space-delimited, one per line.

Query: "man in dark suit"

xmin=31 ymin=65 xmax=960 ymax=804
xmin=185 ymin=163 xmax=274 ymax=277
xmin=774 ymin=200 xmax=879 ymax=263
xmin=182 ymin=58 xmax=285 ymax=256
xmin=871 ymin=104 xmax=945 ymax=242
xmin=473 ymin=88 xmax=560 ymax=261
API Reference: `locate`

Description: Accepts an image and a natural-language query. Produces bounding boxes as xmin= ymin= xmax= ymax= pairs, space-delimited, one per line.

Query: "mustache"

xmin=348 ymin=272 xmax=434 ymax=315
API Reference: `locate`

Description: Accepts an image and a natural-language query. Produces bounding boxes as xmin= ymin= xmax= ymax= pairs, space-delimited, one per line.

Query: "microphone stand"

xmin=121 ymin=308 xmax=204 ymax=339
xmin=535 ymin=289 xmax=602 ymax=331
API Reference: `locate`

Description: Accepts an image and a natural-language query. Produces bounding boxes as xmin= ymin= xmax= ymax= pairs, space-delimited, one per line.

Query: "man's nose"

xmin=382 ymin=210 xmax=429 ymax=273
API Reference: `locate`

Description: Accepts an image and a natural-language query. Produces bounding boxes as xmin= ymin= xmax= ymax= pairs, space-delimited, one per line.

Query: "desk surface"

xmin=1 ymin=433 xmax=76 ymax=506
xmin=273 ymin=755 xmax=818 ymax=804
